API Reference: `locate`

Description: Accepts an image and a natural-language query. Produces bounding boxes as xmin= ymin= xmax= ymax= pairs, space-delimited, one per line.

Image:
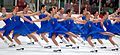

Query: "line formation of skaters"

xmin=0 ymin=4 xmax=120 ymax=52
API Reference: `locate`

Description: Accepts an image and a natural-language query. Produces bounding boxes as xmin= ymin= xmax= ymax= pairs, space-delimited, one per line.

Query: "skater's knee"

xmin=87 ymin=36 xmax=92 ymax=41
xmin=34 ymin=39 xmax=38 ymax=42
xmin=59 ymin=35 xmax=63 ymax=39
xmin=52 ymin=35 xmax=56 ymax=40
xmin=32 ymin=37 xmax=38 ymax=42
xmin=13 ymin=36 xmax=17 ymax=39
xmin=109 ymin=36 xmax=112 ymax=40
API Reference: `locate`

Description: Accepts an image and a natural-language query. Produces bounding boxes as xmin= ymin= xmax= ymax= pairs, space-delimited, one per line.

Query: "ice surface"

xmin=0 ymin=36 xmax=120 ymax=55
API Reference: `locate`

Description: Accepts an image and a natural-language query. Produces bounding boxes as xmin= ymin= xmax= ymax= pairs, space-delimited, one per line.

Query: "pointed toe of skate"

xmin=16 ymin=48 xmax=24 ymax=51
xmin=44 ymin=46 xmax=52 ymax=48
xmin=90 ymin=50 xmax=98 ymax=53
xmin=111 ymin=48 xmax=119 ymax=51
xmin=100 ymin=46 xmax=107 ymax=49
xmin=72 ymin=46 xmax=79 ymax=49
xmin=27 ymin=42 xmax=34 ymax=45
xmin=66 ymin=44 xmax=73 ymax=47
xmin=53 ymin=49 xmax=61 ymax=52
xmin=9 ymin=44 xmax=16 ymax=47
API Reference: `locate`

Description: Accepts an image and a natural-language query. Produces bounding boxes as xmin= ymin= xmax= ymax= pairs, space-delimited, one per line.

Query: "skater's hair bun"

xmin=66 ymin=9 xmax=71 ymax=14
xmin=102 ymin=11 xmax=107 ymax=16
xmin=48 ymin=8 xmax=53 ymax=13
xmin=40 ymin=4 xmax=46 ymax=10
xmin=58 ymin=7 xmax=63 ymax=11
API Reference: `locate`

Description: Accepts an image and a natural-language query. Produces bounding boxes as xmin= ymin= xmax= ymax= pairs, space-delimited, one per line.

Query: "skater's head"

xmin=40 ymin=4 xmax=46 ymax=11
xmin=93 ymin=11 xmax=99 ymax=16
xmin=66 ymin=9 xmax=72 ymax=17
xmin=81 ymin=7 xmax=87 ymax=15
xmin=1 ymin=7 xmax=6 ymax=13
xmin=13 ymin=6 xmax=19 ymax=13
xmin=58 ymin=7 xmax=64 ymax=14
xmin=48 ymin=7 xmax=55 ymax=14
xmin=23 ymin=5 xmax=29 ymax=13
xmin=86 ymin=12 xmax=91 ymax=20
xmin=102 ymin=11 xmax=109 ymax=19
xmin=52 ymin=6 xmax=58 ymax=14
xmin=93 ymin=11 xmax=99 ymax=19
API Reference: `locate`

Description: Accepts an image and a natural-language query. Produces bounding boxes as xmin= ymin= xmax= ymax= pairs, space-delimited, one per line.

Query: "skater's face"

xmin=86 ymin=12 xmax=91 ymax=19
xmin=13 ymin=7 xmax=19 ymax=12
xmin=103 ymin=12 xmax=109 ymax=19
xmin=54 ymin=7 xmax=58 ymax=13
xmin=52 ymin=8 xmax=55 ymax=14
xmin=60 ymin=8 xmax=64 ymax=14
xmin=95 ymin=12 xmax=99 ymax=16
xmin=68 ymin=11 xmax=72 ymax=17
xmin=83 ymin=9 xmax=87 ymax=15
xmin=42 ymin=6 xmax=46 ymax=11
xmin=2 ymin=7 xmax=6 ymax=13
xmin=15 ymin=7 xmax=19 ymax=12
xmin=23 ymin=7 xmax=27 ymax=12
xmin=105 ymin=12 xmax=109 ymax=18
xmin=24 ymin=5 xmax=29 ymax=11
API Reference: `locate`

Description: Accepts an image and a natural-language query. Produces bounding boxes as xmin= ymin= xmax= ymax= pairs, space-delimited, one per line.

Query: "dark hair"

xmin=117 ymin=12 xmax=120 ymax=15
xmin=48 ymin=8 xmax=53 ymax=13
xmin=86 ymin=12 xmax=90 ymax=16
xmin=66 ymin=9 xmax=71 ymax=14
xmin=52 ymin=6 xmax=56 ymax=9
xmin=58 ymin=7 xmax=63 ymax=11
xmin=0 ymin=7 xmax=5 ymax=12
xmin=80 ymin=7 xmax=87 ymax=14
xmin=93 ymin=11 xmax=98 ymax=15
xmin=12 ymin=6 xmax=19 ymax=11
xmin=102 ymin=11 xmax=107 ymax=16
xmin=1 ymin=7 xmax=5 ymax=9
xmin=40 ymin=4 xmax=45 ymax=10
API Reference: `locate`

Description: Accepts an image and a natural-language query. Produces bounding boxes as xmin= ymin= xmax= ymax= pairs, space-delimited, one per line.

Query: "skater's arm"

xmin=29 ymin=12 xmax=40 ymax=16
xmin=20 ymin=13 xmax=33 ymax=23
xmin=0 ymin=17 xmax=4 ymax=20
xmin=33 ymin=16 xmax=50 ymax=22
xmin=0 ymin=13 xmax=12 ymax=20
xmin=75 ymin=20 xmax=86 ymax=24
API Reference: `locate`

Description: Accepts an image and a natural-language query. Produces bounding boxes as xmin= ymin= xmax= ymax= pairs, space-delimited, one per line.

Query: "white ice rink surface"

xmin=0 ymin=36 xmax=120 ymax=55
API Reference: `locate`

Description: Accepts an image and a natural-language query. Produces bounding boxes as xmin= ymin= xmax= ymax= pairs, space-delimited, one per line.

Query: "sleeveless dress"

xmin=11 ymin=15 xmax=31 ymax=38
xmin=103 ymin=19 xmax=120 ymax=35
xmin=36 ymin=13 xmax=52 ymax=34
xmin=24 ymin=16 xmax=39 ymax=33
xmin=48 ymin=17 xmax=69 ymax=38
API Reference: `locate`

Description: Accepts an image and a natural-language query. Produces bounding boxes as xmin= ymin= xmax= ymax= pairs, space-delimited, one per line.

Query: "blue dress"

xmin=24 ymin=16 xmax=39 ymax=33
xmin=77 ymin=16 xmax=89 ymax=40
xmin=2 ymin=18 xmax=15 ymax=36
xmin=92 ymin=22 xmax=109 ymax=39
xmin=36 ymin=14 xmax=52 ymax=34
xmin=0 ymin=18 xmax=12 ymax=32
xmin=80 ymin=20 xmax=105 ymax=40
xmin=61 ymin=18 xmax=81 ymax=38
xmin=48 ymin=17 xmax=69 ymax=38
xmin=80 ymin=16 xmax=108 ymax=40
xmin=113 ymin=19 xmax=120 ymax=35
xmin=114 ymin=22 xmax=120 ymax=29
xmin=0 ymin=13 xmax=14 ymax=36
xmin=11 ymin=15 xmax=31 ymax=38
xmin=103 ymin=19 xmax=120 ymax=35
